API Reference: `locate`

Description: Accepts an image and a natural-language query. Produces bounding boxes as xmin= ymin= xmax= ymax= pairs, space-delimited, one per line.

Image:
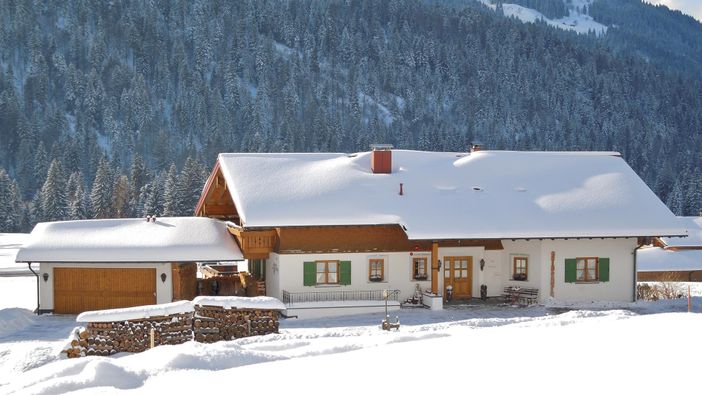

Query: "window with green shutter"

xmin=565 ymin=259 xmax=577 ymax=283
xmin=339 ymin=261 xmax=351 ymax=285
xmin=598 ymin=258 xmax=610 ymax=282
xmin=303 ymin=261 xmax=316 ymax=286
xmin=565 ymin=257 xmax=607 ymax=283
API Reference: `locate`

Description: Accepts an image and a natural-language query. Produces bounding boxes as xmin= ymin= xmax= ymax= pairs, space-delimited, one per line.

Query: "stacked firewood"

xmin=193 ymin=305 xmax=279 ymax=343
xmin=63 ymin=327 xmax=89 ymax=358
xmin=62 ymin=313 xmax=193 ymax=357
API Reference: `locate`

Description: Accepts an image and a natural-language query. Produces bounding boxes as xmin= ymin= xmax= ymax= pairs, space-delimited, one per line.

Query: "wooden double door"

xmin=444 ymin=256 xmax=473 ymax=299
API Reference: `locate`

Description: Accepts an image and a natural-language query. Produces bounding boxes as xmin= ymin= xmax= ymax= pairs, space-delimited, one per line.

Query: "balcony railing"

xmin=282 ymin=289 xmax=400 ymax=305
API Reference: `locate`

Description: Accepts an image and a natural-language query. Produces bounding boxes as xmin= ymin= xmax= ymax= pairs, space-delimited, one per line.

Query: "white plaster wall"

xmin=266 ymin=253 xmax=281 ymax=300
xmin=540 ymin=238 xmax=638 ymax=303
xmin=501 ymin=240 xmax=543 ymax=291
xmin=482 ymin=250 xmax=504 ymax=297
xmin=274 ymin=252 xmax=432 ymax=302
xmin=270 ymin=238 xmax=637 ymax=305
xmin=39 ymin=262 xmax=172 ymax=311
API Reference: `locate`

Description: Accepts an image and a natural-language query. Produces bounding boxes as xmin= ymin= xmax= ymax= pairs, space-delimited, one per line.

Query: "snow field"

xmin=2 ymin=274 xmax=701 ymax=394
xmin=4 ymin=310 xmax=701 ymax=394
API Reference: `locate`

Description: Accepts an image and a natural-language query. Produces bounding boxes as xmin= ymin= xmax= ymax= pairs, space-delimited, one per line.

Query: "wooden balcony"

xmin=227 ymin=227 xmax=278 ymax=259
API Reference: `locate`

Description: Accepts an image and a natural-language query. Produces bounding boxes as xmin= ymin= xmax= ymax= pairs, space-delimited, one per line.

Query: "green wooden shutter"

xmin=564 ymin=259 xmax=577 ymax=283
xmin=339 ymin=261 xmax=352 ymax=285
xmin=303 ymin=261 xmax=316 ymax=286
xmin=598 ymin=258 xmax=610 ymax=282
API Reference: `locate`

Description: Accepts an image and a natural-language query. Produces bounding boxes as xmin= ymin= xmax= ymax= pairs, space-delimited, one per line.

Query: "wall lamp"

xmin=42 ymin=273 xmax=49 ymax=282
xmin=160 ymin=273 xmax=167 ymax=283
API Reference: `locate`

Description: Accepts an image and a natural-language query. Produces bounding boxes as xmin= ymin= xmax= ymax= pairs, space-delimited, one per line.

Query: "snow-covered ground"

xmin=479 ymin=0 xmax=607 ymax=35
xmin=0 ymin=233 xmax=30 ymax=275
xmin=1 ymin=276 xmax=701 ymax=394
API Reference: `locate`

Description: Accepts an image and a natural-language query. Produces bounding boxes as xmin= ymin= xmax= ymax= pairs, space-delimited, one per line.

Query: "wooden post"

xmin=550 ymin=251 xmax=555 ymax=298
xmin=431 ymin=242 xmax=439 ymax=295
xmin=150 ymin=328 xmax=155 ymax=349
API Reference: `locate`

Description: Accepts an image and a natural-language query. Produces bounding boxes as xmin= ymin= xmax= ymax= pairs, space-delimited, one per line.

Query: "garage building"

xmin=15 ymin=217 xmax=243 ymax=314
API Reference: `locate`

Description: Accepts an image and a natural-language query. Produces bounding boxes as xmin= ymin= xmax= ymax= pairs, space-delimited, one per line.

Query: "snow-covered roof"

xmin=660 ymin=217 xmax=702 ymax=248
xmin=0 ymin=233 xmax=30 ymax=274
xmin=637 ymin=247 xmax=702 ymax=272
xmin=15 ymin=217 xmax=243 ymax=263
xmin=217 ymin=150 xmax=686 ymax=240
xmin=76 ymin=301 xmax=194 ymax=323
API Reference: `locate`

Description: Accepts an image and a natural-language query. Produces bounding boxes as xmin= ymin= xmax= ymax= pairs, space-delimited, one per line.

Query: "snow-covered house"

xmin=195 ymin=147 xmax=686 ymax=317
xmin=15 ymin=217 xmax=243 ymax=314
xmin=638 ymin=216 xmax=702 ymax=282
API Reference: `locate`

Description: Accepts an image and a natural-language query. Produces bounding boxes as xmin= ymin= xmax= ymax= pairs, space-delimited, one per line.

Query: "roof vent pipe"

xmin=370 ymin=144 xmax=393 ymax=174
xmin=146 ymin=215 xmax=151 ymax=222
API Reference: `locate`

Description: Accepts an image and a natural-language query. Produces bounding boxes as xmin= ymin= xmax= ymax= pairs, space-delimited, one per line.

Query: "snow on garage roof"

xmin=660 ymin=217 xmax=702 ymax=248
xmin=217 ymin=150 xmax=686 ymax=240
xmin=15 ymin=217 xmax=243 ymax=263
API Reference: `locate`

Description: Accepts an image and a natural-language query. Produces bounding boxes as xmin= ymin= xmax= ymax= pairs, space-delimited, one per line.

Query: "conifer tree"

xmin=39 ymin=159 xmax=67 ymax=222
xmin=161 ymin=164 xmax=179 ymax=217
xmin=0 ymin=168 xmax=20 ymax=231
xmin=90 ymin=157 xmax=114 ymax=219
xmin=176 ymin=157 xmax=205 ymax=215
xmin=66 ymin=171 xmax=88 ymax=220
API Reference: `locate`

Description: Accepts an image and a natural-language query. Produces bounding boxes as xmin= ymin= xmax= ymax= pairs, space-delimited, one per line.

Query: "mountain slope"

xmin=0 ymin=0 xmax=700 ymax=231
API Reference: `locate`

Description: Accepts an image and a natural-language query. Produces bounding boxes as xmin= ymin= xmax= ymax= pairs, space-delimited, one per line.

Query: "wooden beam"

xmin=203 ymin=204 xmax=236 ymax=216
xmin=431 ymin=241 xmax=439 ymax=295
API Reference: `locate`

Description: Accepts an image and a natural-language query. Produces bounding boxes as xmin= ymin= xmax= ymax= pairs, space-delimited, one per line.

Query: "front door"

xmin=444 ymin=256 xmax=472 ymax=300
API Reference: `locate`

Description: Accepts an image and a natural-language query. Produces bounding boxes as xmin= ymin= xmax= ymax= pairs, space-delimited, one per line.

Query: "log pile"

xmin=62 ymin=313 xmax=193 ymax=358
xmin=193 ymin=305 xmax=279 ymax=343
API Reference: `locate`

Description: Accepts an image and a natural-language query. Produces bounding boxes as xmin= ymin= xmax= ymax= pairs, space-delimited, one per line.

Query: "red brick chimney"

xmin=370 ymin=144 xmax=392 ymax=174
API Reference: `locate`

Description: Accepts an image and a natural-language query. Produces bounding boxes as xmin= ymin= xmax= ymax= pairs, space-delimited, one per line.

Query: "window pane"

xmin=444 ymin=269 xmax=450 ymax=278
xmin=328 ymin=263 xmax=337 ymax=273
xmin=317 ymin=273 xmax=325 ymax=283
xmin=576 ymin=269 xmax=584 ymax=281
xmin=328 ymin=273 xmax=337 ymax=283
xmin=454 ymin=271 xmax=461 ymax=279
xmin=461 ymin=270 xmax=468 ymax=278
xmin=317 ymin=262 xmax=325 ymax=271
xmin=588 ymin=268 xmax=596 ymax=280
xmin=461 ymin=260 xmax=468 ymax=269
xmin=577 ymin=260 xmax=585 ymax=270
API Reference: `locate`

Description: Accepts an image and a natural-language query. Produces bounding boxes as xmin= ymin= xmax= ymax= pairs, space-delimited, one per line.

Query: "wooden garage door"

xmin=54 ymin=268 xmax=157 ymax=314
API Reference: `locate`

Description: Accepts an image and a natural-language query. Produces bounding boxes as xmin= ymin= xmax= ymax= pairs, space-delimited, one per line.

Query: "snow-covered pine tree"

xmin=139 ymin=182 xmax=162 ymax=217
xmin=111 ymin=175 xmax=130 ymax=218
xmin=175 ymin=157 xmax=205 ymax=216
xmin=128 ymin=154 xmax=148 ymax=217
xmin=90 ymin=157 xmax=114 ymax=219
xmin=161 ymin=164 xmax=179 ymax=217
xmin=39 ymin=159 xmax=67 ymax=222
xmin=8 ymin=178 xmax=24 ymax=232
xmin=0 ymin=168 xmax=18 ymax=231
xmin=66 ymin=171 xmax=88 ymax=220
